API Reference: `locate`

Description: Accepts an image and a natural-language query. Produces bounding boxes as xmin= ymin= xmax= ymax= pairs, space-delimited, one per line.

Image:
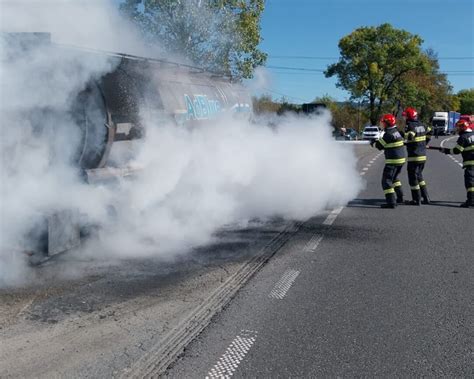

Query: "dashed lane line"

xmin=304 ymin=234 xmax=324 ymax=253
xmin=323 ymin=206 xmax=344 ymax=226
xmin=448 ymin=155 xmax=463 ymax=167
xmin=205 ymin=207 xmax=342 ymax=377
xmin=360 ymin=172 xmax=366 ymax=175
xmin=121 ymin=221 xmax=302 ymax=378
xmin=205 ymin=330 xmax=258 ymax=379
xmin=269 ymin=269 xmax=300 ymax=300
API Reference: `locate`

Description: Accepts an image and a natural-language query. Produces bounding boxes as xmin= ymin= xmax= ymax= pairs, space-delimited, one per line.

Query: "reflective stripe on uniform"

xmin=419 ymin=180 xmax=426 ymax=187
xmin=378 ymin=138 xmax=387 ymax=147
xmin=384 ymin=188 xmax=395 ymax=194
xmin=385 ymin=140 xmax=405 ymax=148
xmin=468 ymin=187 xmax=474 ymax=192
xmin=406 ymin=136 xmax=426 ymax=143
xmin=406 ymin=131 xmax=416 ymax=138
xmin=464 ymin=145 xmax=474 ymax=151
xmin=385 ymin=158 xmax=406 ymax=165
xmin=393 ymin=181 xmax=402 ymax=187
xmin=407 ymin=156 xmax=427 ymax=162
xmin=411 ymin=185 xmax=420 ymax=190
xmin=463 ymin=160 xmax=474 ymax=167
xmin=454 ymin=144 xmax=465 ymax=152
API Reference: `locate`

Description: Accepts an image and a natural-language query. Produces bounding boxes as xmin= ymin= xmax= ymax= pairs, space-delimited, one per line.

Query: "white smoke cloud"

xmin=246 ymin=66 xmax=273 ymax=93
xmin=0 ymin=0 xmax=363 ymax=287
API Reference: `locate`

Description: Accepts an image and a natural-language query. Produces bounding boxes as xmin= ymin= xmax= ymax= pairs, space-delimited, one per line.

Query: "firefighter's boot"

xmin=420 ymin=186 xmax=431 ymax=205
xmin=395 ymin=186 xmax=404 ymax=204
xmin=407 ymin=189 xmax=421 ymax=206
xmin=459 ymin=192 xmax=474 ymax=208
xmin=381 ymin=193 xmax=396 ymax=208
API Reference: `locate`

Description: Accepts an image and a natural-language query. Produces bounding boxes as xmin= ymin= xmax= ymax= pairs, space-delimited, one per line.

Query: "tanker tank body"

xmin=80 ymin=50 xmax=253 ymax=180
xmin=2 ymin=32 xmax=253 ymax=263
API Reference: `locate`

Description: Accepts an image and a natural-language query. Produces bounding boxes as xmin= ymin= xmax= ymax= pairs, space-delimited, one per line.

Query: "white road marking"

xmin=206 ymin=330 xmax=258 ymax=379
xmin=269 ymin=269 xmax=300 ymax=299
xmin=363 ymin=167 xmax=369 ymax=171
xmin=440 ymin=136 xmax=457 ymax=148
xmin=323 ymin=206 xmax=344 ymax=226
xmin=304 ymin=234 xmax=323 ymax=253
xmin=360 ymin=172 xmax=366 ymax=176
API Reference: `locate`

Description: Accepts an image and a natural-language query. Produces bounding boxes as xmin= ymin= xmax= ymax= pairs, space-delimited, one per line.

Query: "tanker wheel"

xmin=72 ymin=82 xmax=115 ymax=170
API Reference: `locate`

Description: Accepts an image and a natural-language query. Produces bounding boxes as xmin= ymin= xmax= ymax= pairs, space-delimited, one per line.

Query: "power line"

xmin=269 ymin=55 xmax=474 ymax=60
xmin=269 ymin=55 xmax=338 ymax=60
xmin=267 ymin=65 xmax=325 ymax=72
xmin=260 ymin=87 xmax=310 ymax=102
xmin=266 ymin=65 xmax=474 ymax=75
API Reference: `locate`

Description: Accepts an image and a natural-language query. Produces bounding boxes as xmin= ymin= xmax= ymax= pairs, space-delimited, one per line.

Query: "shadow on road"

xmin=425 ymin=200 xmax=464 ymax=208
xmin=347 ymin=198 xmax=383 ymax=208
xmin=347 ymin=198 xmax=464 ymax=209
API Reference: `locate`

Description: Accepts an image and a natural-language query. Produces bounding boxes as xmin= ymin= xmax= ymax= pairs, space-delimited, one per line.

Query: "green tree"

xmin=391 ymin=49 xmax=457 ymax=123
xmin=457 ymin=88 xmax=474 ymax=114
xmin=325 ymin=23 xmax=429 ymax=125
xmin=252 ymin=94 xmax=281 ymax=114
xmin=121 ymin=0 xmax=266 ymax=79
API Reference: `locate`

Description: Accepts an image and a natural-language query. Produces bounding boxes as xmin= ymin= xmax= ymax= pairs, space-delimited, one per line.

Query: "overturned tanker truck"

xmin=3 ymin=32 xmax=252 ymax=264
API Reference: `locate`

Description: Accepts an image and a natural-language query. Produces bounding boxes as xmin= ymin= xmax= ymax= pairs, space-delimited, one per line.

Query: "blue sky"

xmin=258 ymin=0 xmax=474 ymax=103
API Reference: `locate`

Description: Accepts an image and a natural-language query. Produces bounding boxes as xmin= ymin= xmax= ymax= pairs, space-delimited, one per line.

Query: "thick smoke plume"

xmin=0 ymin=0 xmax=363 ymax=287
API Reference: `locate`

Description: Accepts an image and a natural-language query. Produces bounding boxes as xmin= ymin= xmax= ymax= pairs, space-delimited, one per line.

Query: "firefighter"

xmin=441 ymin=119 xmax=474 ymax=208
xmin=371 ymin=114 xmax=406 ymax=208
xmin=403 ymin=107 xmax=432 ymax=205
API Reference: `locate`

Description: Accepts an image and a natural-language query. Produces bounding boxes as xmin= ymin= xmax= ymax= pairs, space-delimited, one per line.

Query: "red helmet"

xmin=455 ymin=119 xmax=471 ymax=132
xmin=380 ymin=113 xmax=396 ymax=127
xmin=402 ymin=107 xmax=417 ymax=120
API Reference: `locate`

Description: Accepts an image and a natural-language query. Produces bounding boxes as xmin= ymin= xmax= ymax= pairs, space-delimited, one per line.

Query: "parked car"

xmin=344 ymin=128 xmax=359 ymax=140
xmin=334 ymin=127 xmax=358 ymax=141
xmin=362 ymin=126 xmax=383 ymax=140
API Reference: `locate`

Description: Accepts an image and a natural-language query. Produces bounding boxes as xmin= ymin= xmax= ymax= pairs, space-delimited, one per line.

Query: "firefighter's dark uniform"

xmin=405 ymin=120 xmax=432 ymax=204
xmin=374 ymin=126 xmax=406 ymax=207
xmin=444 ymin=130 xmax=474 ymax=207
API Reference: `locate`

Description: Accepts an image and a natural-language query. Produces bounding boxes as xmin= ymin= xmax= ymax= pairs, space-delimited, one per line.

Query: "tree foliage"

xmin=456 ymin=88 xmax=474 ymax=114
xmin=326 ymin=24 xmax=431 ymax=124
xmin=390 ymin=49 xmax=458 ymax=123
xmin=120 ymin=0 xmax=267 ymax=79
xmin=313 ymin=96 xmax=369 ymax=132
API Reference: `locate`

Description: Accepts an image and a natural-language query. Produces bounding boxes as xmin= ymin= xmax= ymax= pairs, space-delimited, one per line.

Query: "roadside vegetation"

xmin=120 ymin=0 xmax=266 ymax=79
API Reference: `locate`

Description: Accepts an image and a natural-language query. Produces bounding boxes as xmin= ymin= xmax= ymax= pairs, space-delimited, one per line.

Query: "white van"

xmin=362 ymin=126 xmax=383 ymax=140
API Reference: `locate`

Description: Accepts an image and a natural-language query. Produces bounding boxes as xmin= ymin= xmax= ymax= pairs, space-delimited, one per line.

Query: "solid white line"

xmin=206 ymin=330 xmax=258 ymax=379
xmin=269 ymin=269 xmax=300 ymax=299
xmin=323 ymin=206 xmax=344 ymax=226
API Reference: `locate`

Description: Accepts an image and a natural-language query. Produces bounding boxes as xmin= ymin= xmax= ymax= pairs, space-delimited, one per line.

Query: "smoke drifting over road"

xmin=0 ymin=1 xmax=363 ymax=287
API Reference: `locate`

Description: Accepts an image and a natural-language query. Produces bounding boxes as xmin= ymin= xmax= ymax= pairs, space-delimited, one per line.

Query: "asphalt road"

xmin=166 ymin=137 xmax=474 ymax=377
xmin=1 ymin=139 xmax=472 ymax=378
